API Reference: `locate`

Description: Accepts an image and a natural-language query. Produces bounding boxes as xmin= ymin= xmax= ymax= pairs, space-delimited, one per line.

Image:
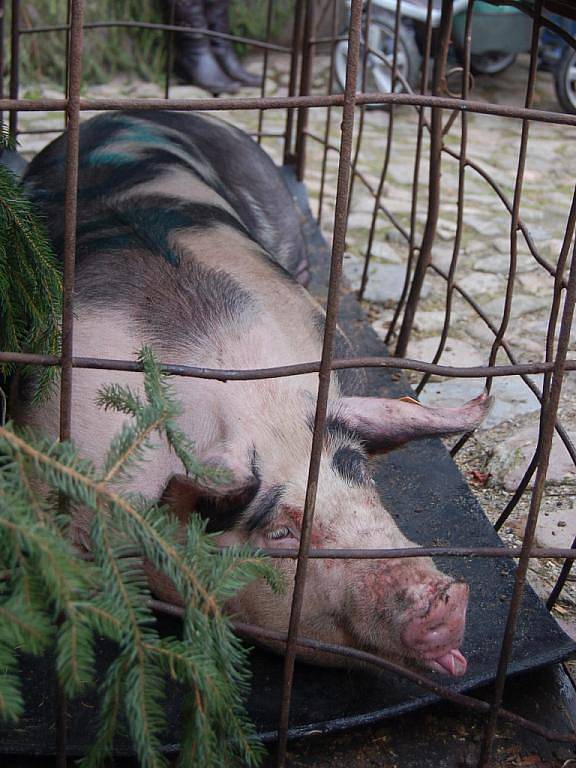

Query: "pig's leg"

xmin=340 ymin=391 xmax=492 ymax=454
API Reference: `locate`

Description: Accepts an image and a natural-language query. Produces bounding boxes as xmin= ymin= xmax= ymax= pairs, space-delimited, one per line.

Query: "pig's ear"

xmin=339 ymin=391 xmax=492 ymax=455
xmin=160 ymin=467 xmax=260 ymax=533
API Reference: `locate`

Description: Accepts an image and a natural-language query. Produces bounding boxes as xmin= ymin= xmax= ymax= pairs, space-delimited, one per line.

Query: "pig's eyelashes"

xmin=267 ymin=526 xmax=295 ymax=541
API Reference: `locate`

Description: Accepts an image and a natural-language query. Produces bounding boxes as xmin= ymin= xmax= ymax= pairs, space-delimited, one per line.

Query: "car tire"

xmin=334 ymin=11 xmax=421 ymax=100
xmin=554 ymin=45 xmax=576 ymax=115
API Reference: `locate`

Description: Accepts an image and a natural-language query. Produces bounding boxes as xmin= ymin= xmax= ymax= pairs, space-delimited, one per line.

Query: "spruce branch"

xmin=0 ymin=348 xmax=279 ymax=766
xmin=0 ymin=150 xmax=62 ymax=399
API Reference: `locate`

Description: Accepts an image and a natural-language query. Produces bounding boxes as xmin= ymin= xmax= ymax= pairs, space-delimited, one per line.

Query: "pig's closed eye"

xmin=267 ymin=526 xmax=295 ymax=541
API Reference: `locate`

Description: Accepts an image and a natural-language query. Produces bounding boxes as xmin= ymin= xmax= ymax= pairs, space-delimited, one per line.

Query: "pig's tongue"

xmin=432 ymin=649 xmax=467 ymax=676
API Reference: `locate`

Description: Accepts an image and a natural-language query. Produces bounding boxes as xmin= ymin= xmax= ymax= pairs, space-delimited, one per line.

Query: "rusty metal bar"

xmin=164 ymin=0 xmax=176 ymax=100
xmin=426 ymin=260 xmax=576 ymax=482
xmin=316 ymin=0 xmax=339 ymax=225
xmin=65 ymin=542 xmax=576 ymax=564
xmin=395 ymin=0 xmax=453 ymax=356
xmin=519 ymin=182 xmax=576 ymax=610
xmin=59 ymin=0 xmax=84 ymax=442
xmin=485 ymin=4 xmax=541 ymax=387
xmin=19 ymin=20 xmax=290 ymax=53
xmin=5 ymin=93 xmax=576 ymax=124
xmin=69 ymin=542 xmax=576 ymax=565
xmin=13 ymin=127 xmax=63 ymax=135
xmin=0 ymin=0 xmax=4 ymax=127
xmin=478 ymin=9 xmax=574 ymax=762
xmin=8 ymin=0 xmax=19 ymax=139
xmin=283 ymin=0 xmax=306 ymax=164
xmin=416 ymin=0 xmax=473 ymax=395
xmin=2 ymin=349 xmax=576 ymax=381
xmin=276 ymin=1 xmax=362 ymax=763
xmin=345 ymin=0 xmax=372 ymax=227
xmin=64 ymin=0 xmax=71 ymax=122
xmin=55 ymin=2 xmax=85 ymax=764
xmin=295 ymin=0 xmax=315 ymax=181
xmin=358 ymin=0 xmax=401 ymax=301
xmin=307 ymin=129 xmax=413 ymax=240
xmin=258 ymin=546 xmax=576 ymax=560
xmin=385 ymin=0 xmax=433 ymax=346
xmin=494 ymin=189 xmax=576 ymax=536
xmin=442 ymin=146 xmax=565 ymax=285
xmin=480 ymin=232 xmax=576 ymax=767
xmin=148 ymin=600 xmax=576 ymax=746
xmin=256 ymin=0 xmax=274 ymax=145
xmin=548 ymin=533 xmax=576 ymax=610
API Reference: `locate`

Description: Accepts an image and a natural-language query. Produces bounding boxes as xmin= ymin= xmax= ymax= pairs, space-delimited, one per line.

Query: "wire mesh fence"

xmin=1 ymin=0 xmax=576 ymax=766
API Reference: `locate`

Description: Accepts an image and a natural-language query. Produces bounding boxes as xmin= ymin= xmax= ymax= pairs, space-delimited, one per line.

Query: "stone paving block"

xmin=419 ymin=375 xmax=543 ymax=430
xmin=488 ymin=424 xmax=576 ymax=494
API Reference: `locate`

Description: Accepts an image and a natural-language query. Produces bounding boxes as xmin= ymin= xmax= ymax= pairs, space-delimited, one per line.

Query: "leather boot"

xmin=205 ymin=0 xmax=262 ymax=87
xmin=169 ymin=0 xmax=239 ymax=95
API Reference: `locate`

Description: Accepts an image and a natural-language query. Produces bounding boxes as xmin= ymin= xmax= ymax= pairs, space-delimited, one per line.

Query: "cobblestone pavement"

xmin=17 ymin=47 xmax=576 ymax=636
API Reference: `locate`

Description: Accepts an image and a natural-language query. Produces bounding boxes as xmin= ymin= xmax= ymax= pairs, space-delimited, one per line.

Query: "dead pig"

xmin=19 ymin=111 xmax=492 ymax=677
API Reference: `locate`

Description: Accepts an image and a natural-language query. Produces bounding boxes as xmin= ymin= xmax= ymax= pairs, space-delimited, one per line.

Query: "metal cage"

xmin=2 ymin=0 xmax=576 ymax=766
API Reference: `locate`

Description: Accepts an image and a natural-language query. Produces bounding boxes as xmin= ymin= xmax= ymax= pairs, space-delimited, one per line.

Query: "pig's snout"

xmin=400 ymin=581 xmax=469 ymax=677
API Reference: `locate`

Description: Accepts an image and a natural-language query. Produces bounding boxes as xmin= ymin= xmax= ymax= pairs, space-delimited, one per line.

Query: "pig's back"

xmin=23 ymin=111 xmax=324 ymax=372
xmin=24 ymin=111 xmax=306 ymax=280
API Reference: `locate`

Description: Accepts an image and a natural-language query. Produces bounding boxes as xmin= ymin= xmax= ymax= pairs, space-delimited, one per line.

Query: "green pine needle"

xmin=0 ymin=348 xmax=279 ymax=766
xmin=0 ymin=135 xmax=62 ymax=401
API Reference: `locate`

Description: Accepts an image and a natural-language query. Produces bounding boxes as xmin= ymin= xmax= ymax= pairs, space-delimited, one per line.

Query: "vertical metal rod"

xmin=548 ymin=533 xmax=576 ymax=609
xmin=317 ymin=0 xmax=339 ymax=225
xmin=56 ymin=3 xmax=85 ymax=765
xmin=345 ymin=0 xmax=372 ymax=224
xmin=257 ymin=0 xmax=274 ymax=145
xmin=164 ymin=0 xmax=176 ymax=100
xmin=477 ymin=230 xmax=576 ymax=768
xmin=384 ymin=0 xmax=433 ymax=347
xmin=358 ymin=0 xmax=401 ymax=300
xmin=540 ymin=191 xmax=576 ymax=609
xmin=283 ymin=0 xmax=306 ymax=165
xmin=0 ymin=0 xmax=5 ymax=128
xmin=416 ymin=0 xmax=473 ymax=395
xmin=275 ymin=1 xmax=362 ymax=764
xmin=494 ymin=190 xmax=576 ymax=535
xmin=59 ymin=5 xmax=84 ymax=442
xmin=295 ymin=0 xmax=315 ymax=181
xmin=478 ymin=7 xmax=548 ymax=759
xmin=395 ymin=0 xmax=453 ymax=356
xmin=8 ymin=0 xmax=19 ymax=139
xmin=64 ymin=0 xmax=71 ymax=110
xmin=485 ymin=2 xmax=542 ymax=382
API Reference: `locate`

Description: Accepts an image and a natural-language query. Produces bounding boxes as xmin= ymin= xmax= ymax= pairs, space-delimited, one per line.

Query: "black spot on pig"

xmin=72 ymin=198 xmax=248 ymax=268
xmin=246 ymin=485 xmax=285 ymax=531
xmin=75 ymin=249 xmax=256 ymax=348
xmin=332 ymin=446 xmax=368 ymax=486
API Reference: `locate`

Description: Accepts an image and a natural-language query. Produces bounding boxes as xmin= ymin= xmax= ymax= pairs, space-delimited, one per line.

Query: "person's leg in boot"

xmin=205 ymin=0 xmax=262 ymax=87
xmin=166 ymin=0 xmax=239 ymax=95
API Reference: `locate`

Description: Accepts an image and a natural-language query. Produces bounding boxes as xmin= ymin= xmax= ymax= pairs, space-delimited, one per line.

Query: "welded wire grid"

xmin=2 ymin=0 xmax=576 ymax=766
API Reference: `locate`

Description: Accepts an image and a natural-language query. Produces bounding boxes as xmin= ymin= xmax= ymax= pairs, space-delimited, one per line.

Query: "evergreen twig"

xmin=0 ymin=125 xmax=62 ymax=401
xmin=0 ymin=348 xmax=280 ymax=766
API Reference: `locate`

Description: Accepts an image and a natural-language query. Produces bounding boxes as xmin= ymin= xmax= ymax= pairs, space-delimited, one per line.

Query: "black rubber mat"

xmin=1 ymin=166 xmax=574 ymax=756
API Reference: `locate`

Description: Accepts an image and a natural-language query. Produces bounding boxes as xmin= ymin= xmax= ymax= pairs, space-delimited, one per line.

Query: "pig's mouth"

xmin=399 ymin=581 xmax=469 ymax=677
xmin=421 ymin=648 xmax=468 ymax=677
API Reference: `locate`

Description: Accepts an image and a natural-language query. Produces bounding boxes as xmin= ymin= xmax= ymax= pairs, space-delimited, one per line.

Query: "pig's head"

xmin=161 ymin=392 xmax=491 ymax=677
